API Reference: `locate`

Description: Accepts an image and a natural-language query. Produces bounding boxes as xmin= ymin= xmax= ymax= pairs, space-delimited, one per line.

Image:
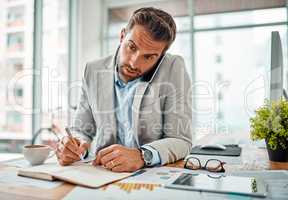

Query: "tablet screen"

xmin=166 ymin=173 xmax=266 ymax=198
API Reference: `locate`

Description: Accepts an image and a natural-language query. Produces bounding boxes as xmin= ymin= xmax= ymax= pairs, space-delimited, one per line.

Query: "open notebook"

xmin=17 ymin=162 xmax=132 ymax=188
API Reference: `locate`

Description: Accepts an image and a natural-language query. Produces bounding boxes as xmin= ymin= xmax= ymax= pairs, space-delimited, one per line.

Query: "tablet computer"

xmin=165 ymin=173 xmax=267 ymax=198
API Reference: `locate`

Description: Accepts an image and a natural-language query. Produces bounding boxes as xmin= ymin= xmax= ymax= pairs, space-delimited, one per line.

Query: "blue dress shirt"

xmin=114 ymin=67 xmax=161 ymax=166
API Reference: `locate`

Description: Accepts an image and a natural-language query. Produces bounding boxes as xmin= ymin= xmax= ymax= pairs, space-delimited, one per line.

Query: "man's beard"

xmin=125 ymin=64 xmax=140 ymax=73
xmin=118 ymin=64 xmax=141 ymax=81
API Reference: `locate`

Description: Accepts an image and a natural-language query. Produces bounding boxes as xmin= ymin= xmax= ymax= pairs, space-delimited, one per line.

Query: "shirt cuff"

xmin=142 ymin=145 xmax=161 ymax=166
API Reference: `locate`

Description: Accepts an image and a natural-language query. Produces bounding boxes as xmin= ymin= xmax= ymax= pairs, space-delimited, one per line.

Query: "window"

xmin=0 ymin=0 xmax=33 ymax=145
xmin=0 ymin=0 xmax=75 ymax=151
xmin=7 ymin=5 xmax=25 ymax=27
xmin=194 ymin=8 xmax=287 ymax=29
xmin=41 ymin=0 xmax=69 ymax=130
xmin=7 ymin=32 xmax=24 ymax=52
xmin=193 ymin=8 xmax=287 ymax=138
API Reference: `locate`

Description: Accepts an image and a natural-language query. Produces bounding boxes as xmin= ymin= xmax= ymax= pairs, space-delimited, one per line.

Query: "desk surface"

xmin=0 ymin=153 xmax=22 ymax=162
xmin=0 ymin=135 xmax=287 ymax=200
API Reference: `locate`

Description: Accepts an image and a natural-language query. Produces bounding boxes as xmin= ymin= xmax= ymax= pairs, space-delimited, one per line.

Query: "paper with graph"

xmin=63 ymin=167 xmax=190 ymax=200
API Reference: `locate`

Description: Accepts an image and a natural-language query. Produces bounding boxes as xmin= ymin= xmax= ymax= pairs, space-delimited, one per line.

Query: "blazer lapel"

xmin=96 ymin=57 xmax=117 ymax=145
xmin=131 ymin=55 xmax=166 ymax=147
xmin=132 ymin=82 xmax=149 ymax=147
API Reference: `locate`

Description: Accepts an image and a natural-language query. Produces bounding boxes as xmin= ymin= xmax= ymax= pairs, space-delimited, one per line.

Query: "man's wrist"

xmin=141 ymin=145 xmax=161 ymax=166
xmin=137 ymin=148 xmax=145 ymax=168
xmin=139 ymin=147 xmax=154 ymax=167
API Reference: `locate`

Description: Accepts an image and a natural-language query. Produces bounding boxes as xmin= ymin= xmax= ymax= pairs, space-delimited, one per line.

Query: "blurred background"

xmin=0 ymin=0 xmax=287 ymax=155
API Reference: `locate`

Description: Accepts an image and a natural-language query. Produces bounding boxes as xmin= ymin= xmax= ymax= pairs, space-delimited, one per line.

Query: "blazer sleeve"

xmin=70 ymin=63 xmax=96 ymax=144
xmin=146 ymin=56 xmax=193 ymax=164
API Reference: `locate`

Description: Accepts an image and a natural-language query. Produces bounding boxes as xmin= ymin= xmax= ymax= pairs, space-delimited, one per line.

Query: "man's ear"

xmin=120 ymin=28 xmax=126 ymax=43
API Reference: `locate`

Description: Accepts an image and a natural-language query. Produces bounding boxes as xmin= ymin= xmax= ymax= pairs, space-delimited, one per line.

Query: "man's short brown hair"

xmin=126 ymin=7 xmax=177 ymax=51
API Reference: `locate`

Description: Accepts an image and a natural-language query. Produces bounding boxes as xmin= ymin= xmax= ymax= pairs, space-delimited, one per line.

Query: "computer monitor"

xmin=270 ymin=31 xmax=286 ymax=101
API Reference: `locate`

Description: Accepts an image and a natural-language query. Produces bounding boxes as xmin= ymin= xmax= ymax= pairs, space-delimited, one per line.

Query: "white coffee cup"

xmin=23 ymin=144 xmax=55 ymax=166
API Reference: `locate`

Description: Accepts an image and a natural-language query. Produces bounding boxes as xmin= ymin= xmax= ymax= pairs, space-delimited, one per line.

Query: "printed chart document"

xmin=63 ymin=167 xmax=226 ymax=200
xmin=18 ymin=162 xmax=132 ymax=188
xmin=122 ymin=167 xmax=190 ymax=185
xmin=63 ymin=167 xmax=288 ymax=200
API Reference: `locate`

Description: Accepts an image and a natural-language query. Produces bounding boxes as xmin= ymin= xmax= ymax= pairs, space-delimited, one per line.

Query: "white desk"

xmin=0 ymin=153 xmax=23 ymax=162
xmin=0 ymin=134 xmax=287 ymax=199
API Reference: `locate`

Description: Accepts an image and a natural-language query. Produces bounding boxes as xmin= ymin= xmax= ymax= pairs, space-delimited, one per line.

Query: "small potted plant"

xmin=250 ymin=99 xmax=288 ymax=162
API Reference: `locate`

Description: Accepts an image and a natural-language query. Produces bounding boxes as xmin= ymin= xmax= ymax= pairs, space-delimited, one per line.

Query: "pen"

xmin=65 ymin=127 xmax=84 ymax=160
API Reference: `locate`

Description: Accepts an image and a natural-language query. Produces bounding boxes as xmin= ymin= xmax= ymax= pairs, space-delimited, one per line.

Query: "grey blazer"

xmin=72 ymin=50 xmax=192 ymax=165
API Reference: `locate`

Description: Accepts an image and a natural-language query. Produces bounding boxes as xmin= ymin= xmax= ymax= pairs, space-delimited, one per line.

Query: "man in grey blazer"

xmin=56 ymin=7 xmax=192 ymax=172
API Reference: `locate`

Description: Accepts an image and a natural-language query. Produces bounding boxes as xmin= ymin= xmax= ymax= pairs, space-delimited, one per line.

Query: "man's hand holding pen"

xmin=56 ymin=128 xmax=90 ymax=166
xmin=56 ymin=128 xmax=144 ymax=172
